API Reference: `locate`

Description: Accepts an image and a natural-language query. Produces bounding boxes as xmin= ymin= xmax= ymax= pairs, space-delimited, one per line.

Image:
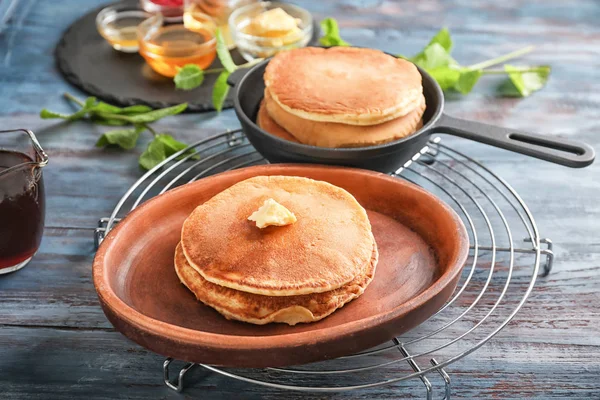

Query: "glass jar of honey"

xmin=96 ymin=4 xmax=153 ymax=53
xmin=184 ymin=0 xmax=258 ymax=49
xmin=138 ymin=13 xmax=217 ymax=77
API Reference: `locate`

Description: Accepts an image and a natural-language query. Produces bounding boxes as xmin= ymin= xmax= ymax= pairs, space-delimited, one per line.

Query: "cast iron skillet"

xmin=228 ymin=58 xmax=595 ymax=172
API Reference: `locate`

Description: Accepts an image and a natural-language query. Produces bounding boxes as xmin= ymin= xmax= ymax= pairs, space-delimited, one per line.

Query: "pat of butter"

xmin=248 ymin=198 xmax=297 ymax=229
xmin=247 ymin=8 xmax=301 ymax=38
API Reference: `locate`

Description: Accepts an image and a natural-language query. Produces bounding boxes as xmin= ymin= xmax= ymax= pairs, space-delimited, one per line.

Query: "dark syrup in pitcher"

xmin=0 ymin=150 xmax=45 ymax=269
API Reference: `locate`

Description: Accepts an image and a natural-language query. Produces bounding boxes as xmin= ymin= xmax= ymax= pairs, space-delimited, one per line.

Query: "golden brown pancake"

xmin=264 ymin=90 xmax=426 ymax=148
xmin=256 ymin=100 xmax=300 ymax=143
xmin=264 ymin=47 xmax=423 ymax=126
xmin=180 ymin=176 xmax=374 ymax=296
xmin=175 ymin=242 xmax=378 ymax=325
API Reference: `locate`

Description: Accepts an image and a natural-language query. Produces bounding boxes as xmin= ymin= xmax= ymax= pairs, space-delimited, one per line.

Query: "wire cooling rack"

xmin=94 ymin=130 xmax=553 ymax=399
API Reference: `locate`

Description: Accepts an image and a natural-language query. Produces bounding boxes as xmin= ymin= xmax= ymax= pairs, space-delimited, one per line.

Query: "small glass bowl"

xmin=140 ymin=0 xmax=185 ymax=22
xmin=96 ymin=4 xmax=153 ymax=53
xmin=137 ymin=13 xmax=217 ymax=77
xmin=229 ymin=1 xmax=313 ymax=61
xmin=185 ymin=0 xmax=258 ymax=49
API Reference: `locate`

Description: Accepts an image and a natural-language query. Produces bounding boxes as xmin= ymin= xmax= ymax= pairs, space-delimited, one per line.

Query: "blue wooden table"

xmin=1 ymin=1 xmax=599 ymax=398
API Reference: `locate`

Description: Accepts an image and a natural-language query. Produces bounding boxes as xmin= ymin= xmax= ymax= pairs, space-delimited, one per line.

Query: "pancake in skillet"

xmin=174 ymin=242 xmax=378 ymax=325
xmin=256 ymin=99 xmax=300 ymax=143
xmin=264 ymin=47 xmax=423 ymax=126
xmin=264 ymin=89 xmax=426 ymax=148
xmin=180 ymin=176 xmax=374 ymax=296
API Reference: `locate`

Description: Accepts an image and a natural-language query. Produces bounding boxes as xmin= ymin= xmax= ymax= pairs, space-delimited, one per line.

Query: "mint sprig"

xmin=401 ymin=31 xmax=550 ymax=97
xmin=319 ymin=18 xmax=350 ymax=47
xmin=40 ymin=93 xmax=191 ymax=170
xmin=173 ymin=28 xmax=263 ymax=111
xmin=320 ymin=19 xmax=550 ymax=98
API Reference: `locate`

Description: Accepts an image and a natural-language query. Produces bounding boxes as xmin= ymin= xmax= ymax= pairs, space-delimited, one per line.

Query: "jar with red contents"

xmin=140 ymin=0 xmax=185 ymax=22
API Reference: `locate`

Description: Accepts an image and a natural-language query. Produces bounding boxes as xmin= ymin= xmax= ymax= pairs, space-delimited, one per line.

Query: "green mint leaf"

xmin=216 ymin=29 xmax=237 ymax=73
xmin=428 ymin=66 xmax=461 ymax=90
xmin=408 ymin=52 xmax=426 ymax=66
xmin=155 ymin=133 xmax=189 ymax=155
xmin=407 ymin=28 xmax=454 ymax=67
xmin=319 ymin=17 xmax=350 ymax=47
xmin=96 ymin=126 xmax=146 ymax=150
xmin=139 ymin=133 xmax=197 ymax=170
xmin=408 ymin=42 xmax=462 ymax=91
xmin=40 ymin=96 xmax=97 ymax=121
xmin=40 ymin=109 xmax=76 ymax=119
xmin=454 ymin=69 xmax=482 ymax=94
xmin=408 ymin=44 xmax=459 ymax=74
xmin=139 ymin=136 xmax=167 ymax=170
xmin=502 ymin=64 xmax=551 ymax=97
xmin=119 ymin=105 xmax=154 ymax=114
xmin=420 ymin=43 xmax=455 ymax=69
xmin=83 ymin=97 xmax=98 ymax=108
xmin=497 ymin=80 xmax=521 ymax=97
xmin=157 ymin=133 xmax=200 ymax=160
xmin=91 ymin=102 xmax=153 ymax=115
xmin=123 ymin=103 xmax=188 ymax=123
xmin=212 ymin=71 xmax=231 ymax=112
xmin=91 ymin=116 xmax=131 ymax=126
xmin=91 ymin=102 xmax=123 ymax=114
xmin=427 ymin=28 xmax=452 ymax=52
xmin=174 ymin=64 xmax=205 ymax=90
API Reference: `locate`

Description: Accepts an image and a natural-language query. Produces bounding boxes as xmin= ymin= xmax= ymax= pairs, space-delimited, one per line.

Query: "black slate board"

xmin=55 ymin=0 xmax=320 ymax=113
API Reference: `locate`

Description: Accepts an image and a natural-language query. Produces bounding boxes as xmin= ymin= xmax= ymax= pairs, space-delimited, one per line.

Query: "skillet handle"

xmin=435 ymin=114 xmax=595 ymax=168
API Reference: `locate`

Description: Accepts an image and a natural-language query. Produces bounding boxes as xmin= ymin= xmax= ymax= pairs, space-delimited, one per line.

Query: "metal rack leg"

xmin=472 ymin=237 xmax=554 ymax=277
xmin=431 ymin=358 xmax=451 ymax=400
xmin=227 ymin=130 xmax=244 ymax=147
xmin=525 ymin=238 xmax=554 ymax=276
xmin=163 ymin=358 xmax=199 ymax=392
xmin=396 ymin=339 xmax=433 ymax=400
xmin=94 ymin=217 xmax=121 ymax=249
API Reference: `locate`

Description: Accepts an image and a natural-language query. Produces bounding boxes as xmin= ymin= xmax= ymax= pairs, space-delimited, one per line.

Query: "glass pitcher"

xmin=0 ymin=129 xmax=48 ymax=274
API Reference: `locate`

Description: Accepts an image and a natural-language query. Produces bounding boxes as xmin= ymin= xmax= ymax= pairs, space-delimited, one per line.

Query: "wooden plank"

xmin=0 ymin=326 xmax=599 ymax=399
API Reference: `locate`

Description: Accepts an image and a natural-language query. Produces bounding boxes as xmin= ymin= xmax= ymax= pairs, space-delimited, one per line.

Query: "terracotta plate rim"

xmin=93 ymin=164 xmax=469 ymax=352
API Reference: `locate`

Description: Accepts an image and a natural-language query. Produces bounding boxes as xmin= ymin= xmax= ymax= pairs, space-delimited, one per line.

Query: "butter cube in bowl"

xmin=229 ymin=1 xmax=313 ymax=61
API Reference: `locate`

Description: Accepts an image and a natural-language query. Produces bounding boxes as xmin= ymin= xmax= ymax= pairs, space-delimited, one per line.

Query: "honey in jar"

xmin=96 ymin=6 xmax=152 ymax=52
xmin=138 ymin=15 xmax=217 ymax=78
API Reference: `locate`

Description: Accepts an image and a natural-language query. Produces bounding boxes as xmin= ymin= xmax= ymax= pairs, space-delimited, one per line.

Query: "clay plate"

xmin=93 ymin=165 xmax=469 ymax=367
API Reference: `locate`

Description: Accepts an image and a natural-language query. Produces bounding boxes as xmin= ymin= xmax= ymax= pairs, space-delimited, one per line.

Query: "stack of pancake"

xmin=257 ymin=47 xmax=426 ymax=148
xmin=175 ymin=175 xmax=378 ymax=325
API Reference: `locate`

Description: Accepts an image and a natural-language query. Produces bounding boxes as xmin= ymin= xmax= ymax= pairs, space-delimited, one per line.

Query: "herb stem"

xmin=241 ymin=58 xmax=264 ymax=68
xmin=63 ymin=92 xmax=85 ymax=107
xmin=144 ymin=124 xmax=158 ymax=137
xmin=203 ymin=68 xmax=225 ymax=74
xmin=203 ymin=58 xmax=264 ymax=74
xmin=96 ymin=112 xmax=133 ymax=122
xmin=466 ymin=46 xmax=535 ymax=71
xmin=481 ymin=66 xmax=550 ymax=75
